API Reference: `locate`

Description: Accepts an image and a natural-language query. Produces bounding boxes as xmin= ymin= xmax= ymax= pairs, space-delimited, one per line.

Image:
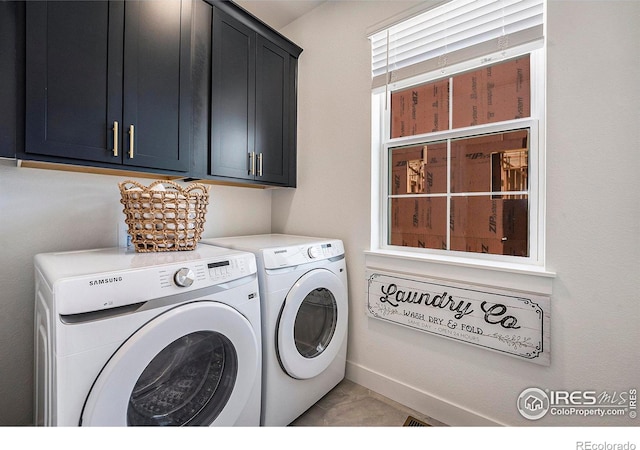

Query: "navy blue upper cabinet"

xmin=255 ymin=35 xmax=294 ymax=186
xmin=210 ymin=2 xmax=302 ymax=187
xmin=21 ymin=0 xmax=302 ymax=186
xmin=24 ymin=0 xmax=192 ymax=173
xmin=210 ymin=7 xmax=256 ymax=181
xmin=0 ymin=2 xmax=20 ymax=159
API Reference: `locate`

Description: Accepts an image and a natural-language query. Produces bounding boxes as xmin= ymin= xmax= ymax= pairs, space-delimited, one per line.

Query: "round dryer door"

xmin=277 ymin=268 xmax=348 ymax=380
xmin=81 ymin=301 xmax=259 ymax=426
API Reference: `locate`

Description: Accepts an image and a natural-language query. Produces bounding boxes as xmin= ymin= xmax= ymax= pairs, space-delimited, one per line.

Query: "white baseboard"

xmin=345 ymin=360 xmax=505 ymax=426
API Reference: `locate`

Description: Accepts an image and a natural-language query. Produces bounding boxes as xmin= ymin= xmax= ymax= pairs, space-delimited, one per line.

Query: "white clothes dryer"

xmin=34 ymin=245 xmax=261 ymax=426
xmin=202 ymin=234 xmax=348 ymax=426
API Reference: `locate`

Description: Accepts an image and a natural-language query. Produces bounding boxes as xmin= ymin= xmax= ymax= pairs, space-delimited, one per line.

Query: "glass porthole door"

xmin=127 ymin=330 xmax=237 ymax=426
xmin=277 ymin=269 xmax=348 ymax=379
xmin=81 ymin=301 xmax=259 ymax=426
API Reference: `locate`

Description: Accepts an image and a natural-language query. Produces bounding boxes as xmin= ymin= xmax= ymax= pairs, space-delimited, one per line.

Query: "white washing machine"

xmin=34 ymin=245 xmax=261 ymax=426
xmin=202 ymin=234 xmax=348 ymax=426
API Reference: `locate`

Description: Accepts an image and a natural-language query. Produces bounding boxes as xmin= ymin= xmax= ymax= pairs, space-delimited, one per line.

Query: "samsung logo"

xmin=274 ymin=250 xmax=288 ymax=254
xmin=89 ymin=277 xmax=123 ymax=287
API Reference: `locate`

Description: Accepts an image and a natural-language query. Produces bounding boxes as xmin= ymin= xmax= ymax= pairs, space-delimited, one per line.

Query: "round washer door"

xmin=81 ymin=301 xmax=259 ymax=426
xmin=277 ymin=269 xmax=347 ymax=380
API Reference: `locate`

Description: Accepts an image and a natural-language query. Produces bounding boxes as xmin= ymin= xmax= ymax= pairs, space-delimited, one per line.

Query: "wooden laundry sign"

xmin=366 ymin=270 xmax=550 ymax=365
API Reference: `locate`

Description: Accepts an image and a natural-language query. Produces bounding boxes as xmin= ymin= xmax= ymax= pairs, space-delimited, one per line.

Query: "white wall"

xmin=3 ymin=0 xmax=638 ymax=428
xmin=277 ymin=0 xmax=640 ymax=426
xmin=0 ymin=160 xmax=272 ymax=425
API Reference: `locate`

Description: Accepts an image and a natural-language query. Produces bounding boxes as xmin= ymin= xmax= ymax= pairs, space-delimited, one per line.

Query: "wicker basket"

xmin=119 ymin=180 xmax=209 ymax=252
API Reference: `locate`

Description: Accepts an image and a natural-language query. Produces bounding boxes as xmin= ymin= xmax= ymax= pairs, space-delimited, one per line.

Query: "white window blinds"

xmin=370 ymin=0 xmax=544 ymax=88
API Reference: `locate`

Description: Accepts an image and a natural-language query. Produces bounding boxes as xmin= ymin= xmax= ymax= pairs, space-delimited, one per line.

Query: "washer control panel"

xmin=262 ymin=239 xmax=344 ymax=269
xmin=53 ymin=250 xmax=257 ymax=316
xmin=160 ymin=253 xmax=253 ymax=288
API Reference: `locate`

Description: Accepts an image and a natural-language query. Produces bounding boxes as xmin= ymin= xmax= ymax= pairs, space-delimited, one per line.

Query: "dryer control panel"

xmin=261 ymin=239 xmax=344 ymax=269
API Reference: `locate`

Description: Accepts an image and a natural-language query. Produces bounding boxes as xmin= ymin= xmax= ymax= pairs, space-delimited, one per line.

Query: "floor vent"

xmin=403 ymin=416 xmax=430 ymax=427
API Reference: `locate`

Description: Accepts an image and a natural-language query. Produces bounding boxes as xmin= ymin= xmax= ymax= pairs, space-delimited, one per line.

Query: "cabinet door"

xmin=210 ymin=8 xmax=256 ymax=180
xmin=1 ymin=1 xmax=19 ymax=158
xmin=122 ymin=0 xmax=191 ymax=172
xmin=25 ymin=1 xmax=124 ymax=163
xmin=255 ymin=36 xmax=292 ymax=185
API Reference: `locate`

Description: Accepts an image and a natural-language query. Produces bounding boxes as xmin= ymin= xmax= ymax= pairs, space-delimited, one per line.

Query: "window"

xmin=370 ymin=0 xmax=545 ymax=266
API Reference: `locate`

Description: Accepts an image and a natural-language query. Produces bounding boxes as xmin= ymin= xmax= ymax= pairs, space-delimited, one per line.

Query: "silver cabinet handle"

xmin=112 ymin=121 xmax=118 ymax=157
xmin=257 ymin=152 xmax=263 ymax=177
xmin=249 ymin=151 xmax=256 ymax=176
xmin=128 ymin=125 xmax=134 ymax=159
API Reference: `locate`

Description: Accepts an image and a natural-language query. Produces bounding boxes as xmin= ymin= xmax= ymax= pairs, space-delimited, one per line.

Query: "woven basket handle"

xmin=183 ymin=183 xmax=209 ymax=195
xmin=118 ymin=180 xmax=147 ymax=194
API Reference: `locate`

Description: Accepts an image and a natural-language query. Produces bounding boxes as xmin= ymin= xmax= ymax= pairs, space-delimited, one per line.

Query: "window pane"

xmin=451 ymin=129 xmax=528 ymax=193
xmin=391 ymin=78 xmax=449 ymax=138
xmin=450 ymin=196 xmax=528 ymax=257
xmin=452 ymin=56 xmax=530 ymax=128
xmin=390 ymin=142 xmax=447 ymax=195
xmin=389 ymin=197 xmax=447 ymax=250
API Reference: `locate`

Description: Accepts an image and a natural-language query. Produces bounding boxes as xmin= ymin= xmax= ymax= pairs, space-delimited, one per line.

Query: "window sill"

xmin=365 ymin=248 xmax=555 ymax=296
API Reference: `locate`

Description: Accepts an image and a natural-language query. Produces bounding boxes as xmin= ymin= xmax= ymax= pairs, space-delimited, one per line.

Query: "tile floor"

xmin=289 ymin=379 xmax=447 ymax=427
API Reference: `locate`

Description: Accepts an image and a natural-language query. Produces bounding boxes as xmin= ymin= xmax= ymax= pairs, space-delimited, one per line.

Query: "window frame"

xmin=371 ymin=45 xmax=546 ymax=269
